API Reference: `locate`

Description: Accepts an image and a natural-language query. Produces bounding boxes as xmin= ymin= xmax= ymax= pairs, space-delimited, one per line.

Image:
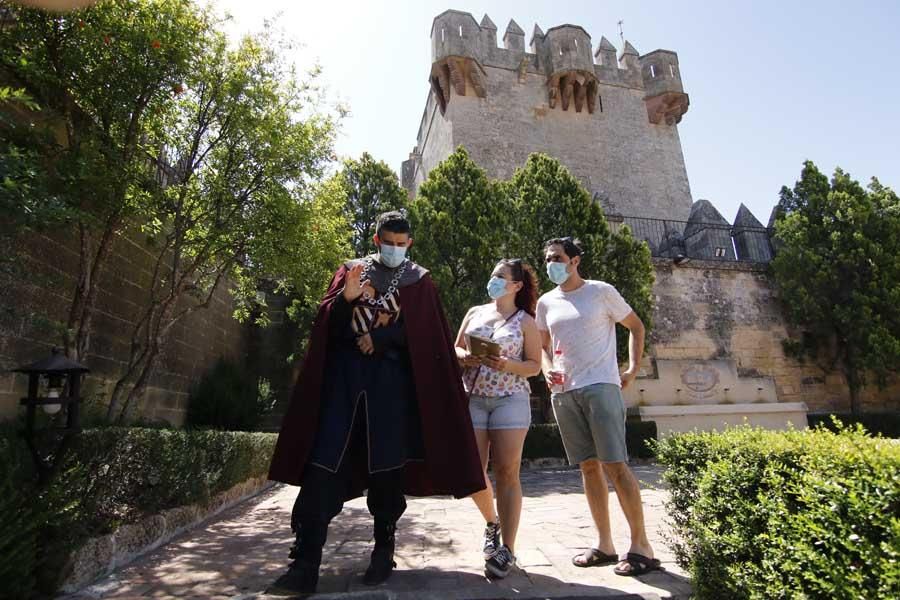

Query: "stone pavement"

xmin=68 ymin=463 xmax=692 ymax=599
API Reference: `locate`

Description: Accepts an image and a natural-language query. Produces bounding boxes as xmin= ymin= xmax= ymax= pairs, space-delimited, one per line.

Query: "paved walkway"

xmin=69 ymin=463 xmax=692 ymax=599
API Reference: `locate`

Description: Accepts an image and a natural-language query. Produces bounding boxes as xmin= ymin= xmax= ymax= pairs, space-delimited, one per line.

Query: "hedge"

xmin=654 ymin=424 xmax=900 ymax=599
xmin=807 ymin=412 xmax=900 ymax=438
xmin=523 ymin=421 xmax=657 ymax=460
xmin=0 ymin=426 xmax=277 ymax=599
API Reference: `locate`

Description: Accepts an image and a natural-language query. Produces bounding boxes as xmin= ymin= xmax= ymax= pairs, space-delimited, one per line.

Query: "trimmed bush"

xmin=523 ymin=421 xmax=657 ymax=460
xmin=0 ymin=426 xmax=277 ymax=599
xmin=654 ymin=425 xmax=900 ymax=599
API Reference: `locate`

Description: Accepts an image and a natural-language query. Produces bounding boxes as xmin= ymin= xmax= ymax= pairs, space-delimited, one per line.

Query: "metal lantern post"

xmin=13 ymin=347 xmax=90 ymax=485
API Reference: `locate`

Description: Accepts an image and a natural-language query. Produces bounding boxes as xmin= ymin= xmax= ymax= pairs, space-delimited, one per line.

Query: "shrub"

xmin=654 ymin=425 xmax=900 ymax=599
xmin=185 ymin=357 xmax=274 ymax=431
xmin=0 ymin=426 xmax=277 ymax=598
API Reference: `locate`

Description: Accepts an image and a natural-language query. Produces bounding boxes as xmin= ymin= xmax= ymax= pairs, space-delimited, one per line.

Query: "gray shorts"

xmin=552 ymin=383 xmax=627 ymax=464
xmin=469 ymin=390 xmax=531 ymax=430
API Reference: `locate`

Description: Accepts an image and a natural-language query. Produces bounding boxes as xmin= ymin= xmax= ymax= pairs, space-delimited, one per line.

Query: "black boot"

xmin=268 ymin=525 xmax=323 ymax=596
xmin=267 ymin=558 xmax=319 ymax=596
xmin=363 ymin=520 xmax=397 ymax=586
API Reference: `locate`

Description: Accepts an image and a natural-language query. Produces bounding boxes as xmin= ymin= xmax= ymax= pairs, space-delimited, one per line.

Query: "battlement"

xmin=428 ymin=10 xmax=688 ymax=122
xmin=404 ymin=10 xmax=696 ymax=224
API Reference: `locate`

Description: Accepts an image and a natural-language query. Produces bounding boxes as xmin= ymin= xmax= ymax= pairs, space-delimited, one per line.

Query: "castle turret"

xmin=732 ymin=204 xmax=772 ymax=262
xmin=618 ymin=41 xmax=643 ymax=87
xmin=430 ymin=10 xmax=488 ymax=114
xmin=540 ymin=25 xmax=600 ymax=113
xmin=640 ymin=49 xmax=689 ymax=125
xmin=479 ymin=14 xmax=497 ymax=48
xmin=529 ymin=24 xmax=544 ymax=54
xmin=503 ymin=19 xmax=525 ymax=52
xmin=684 ymin=200 xmax=736 ymax=260
xmin=594 ymin=36 xmax=618 ymax=69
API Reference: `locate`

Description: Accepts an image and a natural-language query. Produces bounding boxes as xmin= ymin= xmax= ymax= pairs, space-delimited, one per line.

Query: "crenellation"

xmin=529 ymin=23 xmax=544 ymax=54
xmin=502 ymin=18 xmax=525 ymax=52
xmin=413 ymin=10 xmax=696 ymax=224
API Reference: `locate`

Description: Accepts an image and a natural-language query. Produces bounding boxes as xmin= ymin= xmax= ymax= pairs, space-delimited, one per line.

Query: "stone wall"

xmin=404 ymin=10 xmax=694 ymax=222
xmin=0 ymin=227 xmax=247 ymax=425
xmin=639 ymin=258 xmax=900 ymax=414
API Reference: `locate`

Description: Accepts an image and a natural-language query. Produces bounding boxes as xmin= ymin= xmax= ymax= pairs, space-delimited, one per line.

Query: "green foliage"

xmin=654 ymin=425 xmax=900 ymax=599
xmin=340 ymin=152 xmax=407 ymax=257
xmin=772 ymin=161 xmax=900 ymax=412
xmin=0 ymin=425 xmax=276 ymax=598
xmin=409 ymin=147 xmax=511 ymax=327
xmin=185 ymin=358 xmax=274 ymax=431
xmin=103 ymin=19 xmax=346 ymax=420
xmin=504 ymin=153 xmax=654 ymax=360
xmin=0 ymin=425 xmax=41 ymax=598
xmin=409 ymin=149 xmax=654 ymax=359
xmin=2 ymin=1 xmax=348 ymax=420
xmin=503 ymin=153 xmax=611 ymax=281
xmin=0 ymin=0 xmax=211 ymax=226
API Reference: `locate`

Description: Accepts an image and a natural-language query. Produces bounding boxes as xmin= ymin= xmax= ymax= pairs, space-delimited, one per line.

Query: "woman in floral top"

xmin=454 ymin=259 xmax=542 ymax=578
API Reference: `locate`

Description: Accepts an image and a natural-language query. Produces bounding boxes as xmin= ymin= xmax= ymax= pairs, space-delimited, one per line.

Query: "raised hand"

xmin=342 ymin=263 xmax=367 ymax=302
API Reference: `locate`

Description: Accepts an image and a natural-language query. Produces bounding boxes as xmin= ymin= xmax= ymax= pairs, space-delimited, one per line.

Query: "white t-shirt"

xmin=536 ymin=280 xmax=632 ymax=391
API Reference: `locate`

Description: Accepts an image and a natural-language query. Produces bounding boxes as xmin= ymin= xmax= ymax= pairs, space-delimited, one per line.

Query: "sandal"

xmin=614 ymin=552 xmax=662 ymax=576
xmin=572 ymin=547 xmax=618 ymax=567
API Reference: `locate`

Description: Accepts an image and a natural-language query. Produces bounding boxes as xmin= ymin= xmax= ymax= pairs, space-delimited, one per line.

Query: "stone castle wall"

xmin=633 ymin=258 xmax=900 ymax=414
xmin=0 ymin=228 xmax=247 ymax=425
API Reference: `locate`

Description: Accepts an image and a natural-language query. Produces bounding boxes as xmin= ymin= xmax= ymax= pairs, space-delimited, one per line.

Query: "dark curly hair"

xmin=498 ymin=258 xmax=539 ymax=317
xmin=543 ymin=236 xmax=585 ymax=259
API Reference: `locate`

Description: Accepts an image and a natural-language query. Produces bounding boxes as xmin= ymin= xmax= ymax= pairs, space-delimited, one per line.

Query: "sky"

xmin=210 ymin=0 xmax=900 ymax=225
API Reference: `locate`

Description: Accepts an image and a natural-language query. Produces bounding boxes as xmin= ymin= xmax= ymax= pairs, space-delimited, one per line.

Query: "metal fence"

xmin=608 ymin=215 xmax=774 ymax=263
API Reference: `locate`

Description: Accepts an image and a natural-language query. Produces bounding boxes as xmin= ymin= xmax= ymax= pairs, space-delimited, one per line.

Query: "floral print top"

xmin=463 ymin=308 xmax=530 ymax=397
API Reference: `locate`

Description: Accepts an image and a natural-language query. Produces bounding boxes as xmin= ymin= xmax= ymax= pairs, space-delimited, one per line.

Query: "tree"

xmin=408 ymin=147 xmax=510 ymax=328
xmin=772 ymin=161 xmax=900 ymax=414
xmin=340 ymin=152 xmax=407 ymax=257
xmin=504 ymin=153 xmax=654 ymax=360
xmin=104 ymin=27 xmax=343 ymax=421
xmin=1 ymin=0 xmax=211 ymax=364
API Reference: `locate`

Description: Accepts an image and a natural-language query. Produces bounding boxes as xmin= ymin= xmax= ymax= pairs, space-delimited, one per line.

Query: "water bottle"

xmin=552 ymin=342 xmax=567 ymax=392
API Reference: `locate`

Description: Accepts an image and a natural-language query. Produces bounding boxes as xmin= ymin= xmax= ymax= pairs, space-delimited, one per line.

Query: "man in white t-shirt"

xmin=536 ymin=237 xmax=660 ymax=577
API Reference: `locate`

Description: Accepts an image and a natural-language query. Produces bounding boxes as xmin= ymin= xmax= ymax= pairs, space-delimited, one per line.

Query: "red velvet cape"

xmin=268 ymin=264 xmax=486 ymax=500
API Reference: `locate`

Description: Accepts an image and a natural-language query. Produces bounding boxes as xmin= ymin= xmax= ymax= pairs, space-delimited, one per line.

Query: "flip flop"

xmin=572 ymin=547 xmax=618 ymax=567
xmin=614 ymin=552 xmax=663 ymax=576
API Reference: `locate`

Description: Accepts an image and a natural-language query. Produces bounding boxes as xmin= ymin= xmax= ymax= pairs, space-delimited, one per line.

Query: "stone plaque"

xmin=680 ymin=363 xmax=720 ymax=402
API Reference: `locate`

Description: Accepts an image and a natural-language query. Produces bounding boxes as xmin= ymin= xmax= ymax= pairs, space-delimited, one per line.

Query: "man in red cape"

xmin=268 ymin=211 xmax=484 ymax=595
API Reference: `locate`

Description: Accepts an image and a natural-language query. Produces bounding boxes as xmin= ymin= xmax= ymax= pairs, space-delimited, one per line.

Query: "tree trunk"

xmin=65 ymin=217 xmax=118 ymax=363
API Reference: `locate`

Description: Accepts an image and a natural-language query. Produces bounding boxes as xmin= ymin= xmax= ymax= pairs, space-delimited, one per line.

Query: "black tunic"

xmin=307 ymin=257 xmax=425 ymax=473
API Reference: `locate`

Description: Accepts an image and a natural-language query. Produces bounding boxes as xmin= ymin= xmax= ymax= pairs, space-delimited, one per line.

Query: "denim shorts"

xmin=552 ymin=383 xmax=628 ymax=464
xmin=468 ymin=390 xmax=531 ymax=430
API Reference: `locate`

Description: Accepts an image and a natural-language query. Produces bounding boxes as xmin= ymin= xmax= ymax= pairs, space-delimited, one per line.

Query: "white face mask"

xmin=547 ymin=261 xmax=571 ymax=285
xmin=487 ymin=276 xmax=510 ymax=299
xmin=378 ymin=244 xmax=407 ymax=268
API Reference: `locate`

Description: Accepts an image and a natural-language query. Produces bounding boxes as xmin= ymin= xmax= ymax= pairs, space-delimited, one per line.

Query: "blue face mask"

xmin=486 ymin=276 xmax=509 ymax=299
xmin=378 ymin=244 xmax=407 ymax=268
xmin=547 ymin=261 xmax=571 ymax=285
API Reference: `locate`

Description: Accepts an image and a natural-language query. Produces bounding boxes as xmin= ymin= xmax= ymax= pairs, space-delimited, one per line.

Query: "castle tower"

xmin=732 ymin=204 xmax=773 ymax=262
xmin=640 ymin=50 xmax=689 ymax=125
xmin=535 ymin=25 xmax=600 ymax=113
xmin=430 ymin=10 xmax=488 ymax=115
xmin=403 ymin=10 xmax=695 ymax=222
